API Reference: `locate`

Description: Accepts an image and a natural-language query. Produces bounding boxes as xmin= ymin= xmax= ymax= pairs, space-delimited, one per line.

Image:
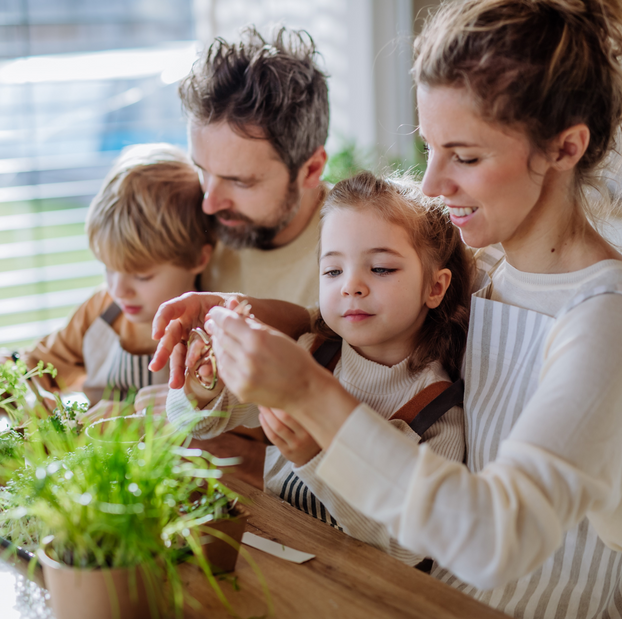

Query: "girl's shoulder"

xmin=297 ymin=332 xmax=318 ymax=352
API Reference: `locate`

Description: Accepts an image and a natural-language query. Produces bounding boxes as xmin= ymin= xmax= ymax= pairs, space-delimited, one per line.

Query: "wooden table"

xmin=1 ymin=477 xmax=508 ymax=619
xmin=179 ymin=478 xmax=507 ymax=619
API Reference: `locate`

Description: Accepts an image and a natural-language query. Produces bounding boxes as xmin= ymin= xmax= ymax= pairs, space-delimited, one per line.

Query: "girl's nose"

xmin=341 ymin=274 xmax=369 ymax=297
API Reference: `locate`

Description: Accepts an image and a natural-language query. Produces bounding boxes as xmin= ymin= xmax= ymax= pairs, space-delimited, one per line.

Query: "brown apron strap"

xmin=409 ymin=379 xmax=464 ymax=437
xmin=389 ymin=381 xmax=452 ymax=425
xmin=100 ymin=302 xmax=122 ymax=326
xmin=311 ymin=336 xmax=342 ymax=373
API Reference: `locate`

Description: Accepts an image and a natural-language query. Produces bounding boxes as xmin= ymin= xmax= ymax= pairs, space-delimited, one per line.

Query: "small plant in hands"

xmin=0 ymin=358 xmax=57 ymax=424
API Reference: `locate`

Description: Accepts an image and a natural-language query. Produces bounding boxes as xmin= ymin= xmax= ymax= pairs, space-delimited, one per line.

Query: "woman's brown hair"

xmin=315 ymin=171 xmax=473 ymax=381
xmin=413 ymin=0 xmax=622 ymax=203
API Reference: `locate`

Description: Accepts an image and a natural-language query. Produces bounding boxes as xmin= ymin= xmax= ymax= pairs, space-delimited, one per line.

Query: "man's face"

xmin=189 ymin=121 xmax=301 ymax=249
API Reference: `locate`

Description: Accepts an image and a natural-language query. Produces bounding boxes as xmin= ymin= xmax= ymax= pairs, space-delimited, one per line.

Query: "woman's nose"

xmin=421 ymin=150 xmax=455 ymax=199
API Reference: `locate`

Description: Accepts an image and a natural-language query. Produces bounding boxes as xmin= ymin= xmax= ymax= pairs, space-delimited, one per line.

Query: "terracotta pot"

xmin=200 ymin=504 xmax=250 ymax=573
xmin=38 ymin=549 xmax=166 ymax=619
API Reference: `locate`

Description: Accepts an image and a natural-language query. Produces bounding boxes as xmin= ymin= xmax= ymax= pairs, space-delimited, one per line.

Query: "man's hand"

xmin=259 ymin=406 xmax=320 ymax=467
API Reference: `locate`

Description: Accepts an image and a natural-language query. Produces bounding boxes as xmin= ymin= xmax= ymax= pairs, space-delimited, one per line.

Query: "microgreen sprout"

xmin=0 ymin=359 xmax=57 ymax=424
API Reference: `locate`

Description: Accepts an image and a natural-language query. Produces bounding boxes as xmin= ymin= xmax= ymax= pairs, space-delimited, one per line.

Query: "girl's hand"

xmin=133 ymin=384 xmax=169 ymax=415
xmin=150 ymin=292 xmax=241 ymax=388
xmin=259 ymin=405 xmax=321 ymax=467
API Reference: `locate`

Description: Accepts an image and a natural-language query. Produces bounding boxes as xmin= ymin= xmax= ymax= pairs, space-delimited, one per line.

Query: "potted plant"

xmin=0 ymin=362 xmax=271 ymax=619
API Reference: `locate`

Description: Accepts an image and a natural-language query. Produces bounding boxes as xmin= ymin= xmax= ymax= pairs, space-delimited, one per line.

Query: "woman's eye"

xmin=371 ymin=267 xmax=397 ymax=275
xmin=323 ymin=269 xmax=342 ymax=277
xmin=455 ymin=155 xmax=478 ymax=165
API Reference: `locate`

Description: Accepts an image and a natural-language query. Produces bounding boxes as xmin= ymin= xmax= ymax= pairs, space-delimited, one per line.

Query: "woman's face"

xmin=418 ymin=85 xmax=552 ymax=250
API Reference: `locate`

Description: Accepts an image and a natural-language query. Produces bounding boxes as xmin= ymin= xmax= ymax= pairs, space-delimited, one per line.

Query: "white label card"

xmin=241 ymin=532 xmax=316 ymax=564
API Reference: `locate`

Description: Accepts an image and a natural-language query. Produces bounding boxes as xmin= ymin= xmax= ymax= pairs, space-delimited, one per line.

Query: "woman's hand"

xmin=259 ymin=405 xmax=321 ymax=467
xmin=149 ymin=293 xmax=311 ymax=389
xmin=206 ymin=306 xmax=360 ymax=449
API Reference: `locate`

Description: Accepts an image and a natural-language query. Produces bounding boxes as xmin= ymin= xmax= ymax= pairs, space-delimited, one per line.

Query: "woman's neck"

xmin=502 ymin=171 xmax=621 ymax=273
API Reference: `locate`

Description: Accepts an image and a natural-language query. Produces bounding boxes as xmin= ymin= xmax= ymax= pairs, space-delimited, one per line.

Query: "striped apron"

xmin=81 ymin=302 xmax=168 ymax=405
xmin=432 ymin=253 xmax=622 ymax=618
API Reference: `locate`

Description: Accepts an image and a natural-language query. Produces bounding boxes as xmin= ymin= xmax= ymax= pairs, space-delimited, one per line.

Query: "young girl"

xmin=167 ymin=170 xmax=473 ymax=566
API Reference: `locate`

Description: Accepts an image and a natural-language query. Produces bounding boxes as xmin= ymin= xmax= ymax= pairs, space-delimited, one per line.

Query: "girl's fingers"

xmin=186 ymin=336 xmax=208 ymax=369
xmin=169 ymin=341 xmax=188 ymax=389
xmin=150 ymin=319 xmax=184 ymax=372
xmin=259 ymin=406 xmax=297 ymax=443
xmin=269 ymin=407 xmax=304 ymax=433
xmin=259 ymin=412 xmax=283 ymax=447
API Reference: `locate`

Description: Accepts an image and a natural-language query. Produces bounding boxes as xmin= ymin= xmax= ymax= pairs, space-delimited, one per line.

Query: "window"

xmin=0 ymin=0 xmax=196 ymax=348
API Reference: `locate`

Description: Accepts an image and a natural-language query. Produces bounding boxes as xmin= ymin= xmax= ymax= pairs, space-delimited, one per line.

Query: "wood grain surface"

xmin=179 ymin=478 xmax=509 ymax=619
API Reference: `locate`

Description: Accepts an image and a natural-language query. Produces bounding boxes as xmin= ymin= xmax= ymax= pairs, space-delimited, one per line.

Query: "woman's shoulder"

xmin=556 ymin=259 xmax=622 ymax=319
xmin=471 ymin=244 xmax=505 ymax=293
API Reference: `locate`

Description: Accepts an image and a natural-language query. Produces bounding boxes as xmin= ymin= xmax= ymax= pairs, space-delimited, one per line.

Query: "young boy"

xmin=21 ymin=143 xmax=215 ymax=408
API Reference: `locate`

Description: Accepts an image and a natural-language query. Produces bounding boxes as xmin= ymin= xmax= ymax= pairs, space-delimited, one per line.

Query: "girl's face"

xmin=418 ymin=85 xmax=552 ymax=251
xmin=319 ymin=208 xmax=433 ymax=367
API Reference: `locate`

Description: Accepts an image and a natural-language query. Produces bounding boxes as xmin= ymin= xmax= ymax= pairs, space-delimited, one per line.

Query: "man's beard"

xmin=214 ymin=181 xmax=301 ymax=250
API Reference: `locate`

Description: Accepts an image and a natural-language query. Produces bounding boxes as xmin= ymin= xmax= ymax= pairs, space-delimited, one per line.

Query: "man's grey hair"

xmin=179 ymin=26 xmax=330 ymax=180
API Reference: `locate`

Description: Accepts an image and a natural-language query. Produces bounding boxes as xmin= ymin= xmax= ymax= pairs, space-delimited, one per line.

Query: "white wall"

xmin=192 ymin=0 xmax=416 ymax=162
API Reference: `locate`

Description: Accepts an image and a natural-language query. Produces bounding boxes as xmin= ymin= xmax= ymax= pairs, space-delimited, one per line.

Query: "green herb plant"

xmin=0 ymin=358 xmax=57 ymax=424
xmin=0 ymin=400 xmax=272 ymax=618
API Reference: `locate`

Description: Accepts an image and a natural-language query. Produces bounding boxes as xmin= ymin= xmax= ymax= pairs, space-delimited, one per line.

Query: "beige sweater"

xmin=201 ymin=207 xmax=321 ymax=308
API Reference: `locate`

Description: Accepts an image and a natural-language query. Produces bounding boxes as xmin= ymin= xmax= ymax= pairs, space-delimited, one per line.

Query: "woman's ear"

xmin=191 ymin=244 xmax=213 ymax=274
xmin=551 ymin=124 xmax=590 ymax=171
xmin=425 ymin=268 xmax=452 ymax=309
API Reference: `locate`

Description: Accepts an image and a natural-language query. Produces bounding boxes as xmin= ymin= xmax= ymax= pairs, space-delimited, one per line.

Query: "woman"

xmin=151 ymin=0 xmax=622 ymax=616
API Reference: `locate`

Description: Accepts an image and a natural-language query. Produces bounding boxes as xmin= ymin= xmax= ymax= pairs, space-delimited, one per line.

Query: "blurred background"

xmin=1 ymin=0 xmax=620 ymax=350
xmin=0 ymin=0 xmax=442 ymax=349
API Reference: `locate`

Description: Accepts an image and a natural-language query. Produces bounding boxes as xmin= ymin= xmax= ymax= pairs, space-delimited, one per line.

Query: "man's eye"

xmin=371 ymin=267 xmax=397 ymax=275
xmin=323 ymin=269 xmax=342 ymax=277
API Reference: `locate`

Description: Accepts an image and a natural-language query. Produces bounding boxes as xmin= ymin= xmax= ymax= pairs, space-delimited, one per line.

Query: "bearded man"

xmin=181 ymin=26 xmax=329 ymax=307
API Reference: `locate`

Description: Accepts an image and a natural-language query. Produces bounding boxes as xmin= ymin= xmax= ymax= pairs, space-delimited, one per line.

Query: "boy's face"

xmin=105 ymin=263 xmax=200 ymax=325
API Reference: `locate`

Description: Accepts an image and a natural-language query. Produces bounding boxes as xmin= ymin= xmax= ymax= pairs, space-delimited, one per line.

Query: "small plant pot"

xmin=38 ymin=548 xmax=166 ymax=619
xmin=201 ymin=505 xmax=250 ymax=573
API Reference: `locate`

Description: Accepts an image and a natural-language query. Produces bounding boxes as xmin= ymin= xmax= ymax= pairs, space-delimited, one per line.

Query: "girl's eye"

xmin=323 ymin=269 xmax=342 ymax=277
xmin=135 ymin=275 xmax=154 ymax=282
xmin=371 ymin=267 xmax=397 ymax=275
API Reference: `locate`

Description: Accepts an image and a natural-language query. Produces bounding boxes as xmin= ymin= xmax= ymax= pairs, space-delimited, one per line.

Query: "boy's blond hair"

xmin=86 ymin=143 xmax=215 ymax=272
